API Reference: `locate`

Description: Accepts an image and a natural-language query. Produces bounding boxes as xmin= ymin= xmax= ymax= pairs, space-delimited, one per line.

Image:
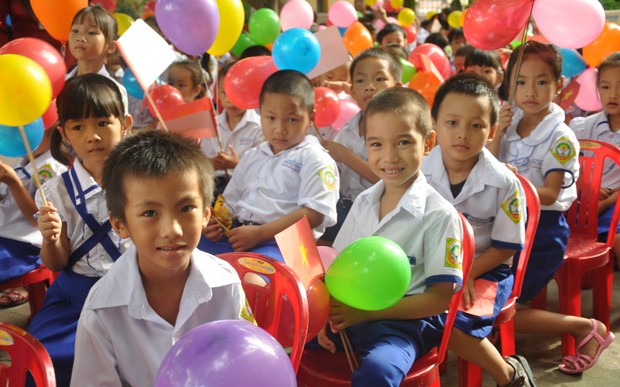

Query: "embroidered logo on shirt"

xmin=551 ymin=136 xmax=576 ymax=165
xmin=444 ymin=237 xmax=462 ymax=269
xmin=240 ymin=297 xmax=257 ymax=325
xmin=318 ymin=166 xmax=336 ymax=190
xmin=282 ymin=159 xmax=302 ymax=172
xmin=37 ymin=164 xmax=54 ymax=183
xmin=501 ymin=190 xmax=523 ymax=224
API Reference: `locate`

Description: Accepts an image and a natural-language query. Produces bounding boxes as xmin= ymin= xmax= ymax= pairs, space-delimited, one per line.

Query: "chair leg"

xmin=555 ymin=267 xmax=581 ymax=357
xmin=458 ymin=357 xmax=483 ymax=387
xmin=592 ymin=257 xmax=614 ymax=330
xmin=498 ymin=320 xmax=516 ymax=357
xmin=26 ymin=282 xmax=48 ymax=318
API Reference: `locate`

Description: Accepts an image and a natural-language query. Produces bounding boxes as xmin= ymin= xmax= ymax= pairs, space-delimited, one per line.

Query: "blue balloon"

xmin=0 ymin=118 xmax=45 ymax=158
xmin=272 ymin=28 xmax=321 ymax=74
xmin=338 ymin=26 xmax=347 ymax=36
xmin=558 ymin=47 xmax=587 ymax=78
xmin=122 ymin=68 xmax=144 ymax=99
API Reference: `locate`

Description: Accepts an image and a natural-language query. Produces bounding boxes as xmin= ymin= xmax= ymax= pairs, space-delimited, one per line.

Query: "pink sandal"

xmin=558 ymin=318 xmax=615 ymax=374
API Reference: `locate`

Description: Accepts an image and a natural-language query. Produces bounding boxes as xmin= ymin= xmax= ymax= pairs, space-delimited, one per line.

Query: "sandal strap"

xmin=561 ymin=353 xmax=594 ymax=370
xmin=575 ymin=319 xmax=605 ymax=352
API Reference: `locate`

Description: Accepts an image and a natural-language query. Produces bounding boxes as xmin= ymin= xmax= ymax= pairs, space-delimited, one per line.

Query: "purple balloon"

xmin=155 ymin=0 xmax=220 ymax=56
xmin=155 ymin=320 xmax=296 ymax=387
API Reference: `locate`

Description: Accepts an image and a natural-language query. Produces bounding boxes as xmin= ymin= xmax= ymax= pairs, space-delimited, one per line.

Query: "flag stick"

xmin=17 ymin=125 xmax=47 ymax=205
xmin=508 ymin=4 xmax=535 ymax=104
xmin=143 ymin=83 xmax=171 ymax=132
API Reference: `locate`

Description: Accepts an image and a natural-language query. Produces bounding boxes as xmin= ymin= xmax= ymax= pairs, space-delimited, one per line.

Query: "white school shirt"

xmin=66 ymin=65 xmax=129 ymax=115
xmin=200 ymin=109 xmax=264 ymax=177
xmin=71 ymin=244 xmax=246 ymax=387
xmin=224 ymin=135 xmax=339 ymax=239
xmin=333 ymin=111 xmax=373 ymax=201
xmin=422 ymin=147 xmax=525 ymax=263
xmin=333 ymin=174 xmax=463 ymax=295
xmin=498 ymin=103 xmax=580 ymax=211
xmin=570 ymin=111 xmax=620 ymax=190
xmin=0 ymin=151 xmax=67 ymax=245
xmin=35 ymin=159 xmax=129 ymax=277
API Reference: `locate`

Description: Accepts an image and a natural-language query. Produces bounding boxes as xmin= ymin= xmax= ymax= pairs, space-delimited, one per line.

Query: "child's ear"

xmin=496 ymin=72 xmax=505 ymax=88
xmin=109 ymin=213 xmax=130 ymax=239
xmin=203 ymin=206 xmax=211 ymax=229
xmin=556 ymin=76 xmax=566 ymax=94
xmin=489 ymin=123 xmax=498 ymax=141
xmin=394 ymin=81 xmax=403 ymax=88
xmin=122 ymin=114 xmax=133 ymax=135
xmin=424 ymin=130 xmax=436 ymax=155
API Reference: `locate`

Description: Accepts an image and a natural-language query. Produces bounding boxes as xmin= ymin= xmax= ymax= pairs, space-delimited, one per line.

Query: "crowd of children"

xmin=1 ymin=2 xmax=619 ymax=386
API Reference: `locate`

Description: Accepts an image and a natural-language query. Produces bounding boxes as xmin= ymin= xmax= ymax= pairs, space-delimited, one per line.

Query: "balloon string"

xmin=508 ymin=1 xmax=535 ymax=104
xmin=18 ymin=125 xmax=47 ymax=206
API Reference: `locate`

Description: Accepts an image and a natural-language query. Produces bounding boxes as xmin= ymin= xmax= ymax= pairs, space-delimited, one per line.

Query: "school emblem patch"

xmin=318 ymin=166 xmax=336 ymax=190
xmin=444 ymin=237 xmax=462 ymax=269
xmin=37 ymin=164 xmax=55 ymax=183
xmin=241 ymin=297 xmax=257 ymax=326
xmin=551 ymin=136 xmax=576 ymax=165
xmin=501 ymin=190 xmax=522 ymax=224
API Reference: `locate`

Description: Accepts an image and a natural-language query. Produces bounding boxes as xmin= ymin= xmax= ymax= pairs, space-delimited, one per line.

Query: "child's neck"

xmin=76 ymin=60 xmax=104 ymax=76
xmin=226 ymin=110 xmax=244 ymax=131
xmin=379 ymin=176 xmax=414 ymax=220
xmin=517 ymin=106 xmax=551 ymax=138
xmin=141 ymin=262 xmax=190 ymax=326
xmin=442 ymin=156 xmax=475 ymax=185
xmin=608 ymin=112 xmax=620 ymax=133
xmin=81 ymin=159 xmax=104 ymax=186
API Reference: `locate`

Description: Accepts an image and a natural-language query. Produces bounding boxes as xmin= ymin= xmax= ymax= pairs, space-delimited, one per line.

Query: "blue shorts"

xmin=597 ymin=204 xmax=620 ymax=236
xmin=0 ymin=236 xmax=41 ymax=283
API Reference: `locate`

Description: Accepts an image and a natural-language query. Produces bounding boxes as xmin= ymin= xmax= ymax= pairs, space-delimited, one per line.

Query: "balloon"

xmin=317 ymin=246 xmax=339 ymax=270
xmin=399 ymin=57 xmax=416 ymax=84
xmin=122 ymin=68 xmax=144 ymax=99
xmin=532 ymin=0 xmax=604 ymax=49
xmin=463 ymin=0 xmax=533 ymax=50
xmin=0 ymin=118 xmax=45 ymax=158
xmin=112 ymin=13 xmax=134 ymax=36
xmin=0 ymin=54 xmax=52 ymax=127
xmin=273 ymin=28 xmax=321 ymax=74
xmin=332 ymin=100 xmax=361 ymax=130
xmin=558 ymin=48 xmax=587 ymax=78
xmin=366 ymin=0 xmax=378 ymax=6
xmin=448 ymin=11 xmax=462 ymax=28
xmin=231 ymin=33 xmax=256 ymax=58
xmin=41 ymin=99 xmax=58 ymax=129
xmin=390 ymin=0 xmax=404 ymax=9
xmin=409 ymin=70 xmax=442 ymax=106
xmin=208 ymin=0 xmax=244 ymax=56
xmin=91 ymin=0 xmax=116 ymax=12
xmin=224 ymin=56 xmax=278 ymax=109
xmin=314 ymin=87 xmax=341 ymax=128
xmin=248 ymin=8 xmax=281 ymax=45
xmin=31 ymin=0 xmax=87 ymax=43
xmin=0 ymin=38 xmax=66 ymax=99
xmin=397 ymin=8 xmax=415 ymax=27
xmin=460 ymin=8 xmax=468 ymax=27
xmin=343 ymin=21 xmax=373 ymax=58
xmin=574 ymin=67 xmax=602 ymax=112
xmin=325 ymin=236 xmax=411 ymax=311
xmin=155 ymin=0 xmax=220 ymax=56
xmin=280 ymin=0 xmax=314 ymax=31
xmin=142 ymin=0 xmax=156 ymax=18
xmin=328 ymin=1 xmax=358 ymax=28
xmin=277 ymin=280 xmax=330 ymax=346
xmin=155 ymin=320 xmax=296 ymax=387
xmin=583 ymin=23 xmax=620 ymax=68
xmin=404 ymin=24 xmax=417 ymax=44
xmin=409 ymin=44 xmax=451 ymax=80
xmin=146 ymin=85 xmax=184 ymax=117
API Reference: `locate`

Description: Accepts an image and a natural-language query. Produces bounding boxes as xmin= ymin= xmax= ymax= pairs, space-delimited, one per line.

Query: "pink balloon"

xmin=332 ymin=100 xmax=361 ymax=130
xmin=280 ymin=0 xmax=314 ymax=31
xmin=317 ymin=246 xmax=339 ymax=270
xmin=532 ymin=0 xmax=604 ymax=49
xmin=574 ymin=67 xmax=603 ymax=112
xmin=408 ymin=44 xmax=451 ymax=80
xmin=328 ymin=0 xmax=358 ymax=28
xmin=463 ymin=0 xmax=533 ymax=50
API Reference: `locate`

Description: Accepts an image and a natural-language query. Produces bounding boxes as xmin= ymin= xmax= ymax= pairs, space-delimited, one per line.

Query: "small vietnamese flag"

xmin=159 ymin=97 xmax=217 ymax=140
xmin=275 ymin=216 xmax=325 ymax=289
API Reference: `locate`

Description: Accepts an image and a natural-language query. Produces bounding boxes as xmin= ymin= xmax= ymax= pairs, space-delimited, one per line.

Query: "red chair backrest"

xmin=511 ymin=174 xmax=542 ymax=299
xmin=216 ymin=252 xmax=310 ymax=373
xmin=0 ymin=322 xmax=56 ymax=387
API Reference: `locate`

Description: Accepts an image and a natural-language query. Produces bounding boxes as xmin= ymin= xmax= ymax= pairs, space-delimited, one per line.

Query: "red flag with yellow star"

xmin=557 ymin=80 xmax=580 ymax=111
xmin=275 ymin=216 xmax=325 ymax=289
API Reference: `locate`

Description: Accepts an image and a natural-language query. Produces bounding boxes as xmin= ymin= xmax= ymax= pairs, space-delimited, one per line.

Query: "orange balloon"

xmin=343 ymin=22 xmax=373 ymax=58
xmin=460 ymin=8 xmax=468 ymax=27
xmin=408 ymin=71 xmax=442 ymax=107
xmin=32 ymin=0 xmax=88 ymax=43
xmin=583 ymin=23 xmax=620 ymax=67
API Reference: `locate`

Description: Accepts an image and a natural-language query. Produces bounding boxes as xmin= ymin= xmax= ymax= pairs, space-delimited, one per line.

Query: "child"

xmin=569 ymin=52 xmax=620 ymax=263
xmin=448 ymin=28 xmax=466 ymax=61
xmin=167 ymin=60 xmax=206 ymax=102
xmin=71 ymin=130 xmax=251 ymax=386
xmin=376 ymin=23 xmax=407 ymax=49
xmin=201 ymin=70 xmax=339 ymax=261
xmin=29 ymin=74 xmax=132 ymax=385
xmin=464 ymin=48 xmax=505 ymax=91
xmin=489 ymin=41 xmax=614 ymax=374
xmin=317 ymin=87 xmax=462 ymax=386
xmin=311 ymin=60 xmax=353 ymax=141
xmin=453 ymin=44 xmax=475 ymax=74
xmin=321 ymin=48 xmax=401 ymax=242
xmin=423 ymin=73 xmax=535 ymax=386
xmin=200 ymin=62 xmax=264 ymax=196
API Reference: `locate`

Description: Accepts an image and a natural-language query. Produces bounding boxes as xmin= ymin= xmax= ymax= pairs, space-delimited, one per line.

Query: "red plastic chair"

xmin=0 ymin=265 xmax=56 ymax=320
xmin=216 ymin=252 xmax=309 ymax=373
xmin=456 ymin=173 xmax=541 ymax=386
xmin=530 ymin=139 xmax=620 ymax=356
xmin=296 ymin=213 xmax=475 ymax=387
xmin=0 ymin=322 xmax=56 ymax=386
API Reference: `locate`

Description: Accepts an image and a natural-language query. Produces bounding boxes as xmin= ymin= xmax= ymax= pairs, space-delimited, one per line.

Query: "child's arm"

xmin=37 ymin=202 xmax=71 ymax=271
xmin=0 ymin=161 xmax=38 ymax=225
xmin=322 ymin=140 xmax=380 ymax=184
xmin=462 ymin=247 xmax=516 ymax=309
xmin=536 ymin=170 xmax=564 ymax=206
xmin=488 ymin=103 xmax=514 ymax=157
xmin=598 ymin=188 xmax=620 ymax=215
xmin=212 ymin=145 xmax=240 ymax=170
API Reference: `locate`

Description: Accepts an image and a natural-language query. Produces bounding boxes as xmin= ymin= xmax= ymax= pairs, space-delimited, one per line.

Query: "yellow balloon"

xmin=113 ymin=13 xmax=134 ymax=36
xmin=0 ymin=54 xmax=52 ymax=126
xmin=426 ymin=10 xmax=437 ymax=20
xmin=447 ymin=11 xmax=462 ymax=28
xmin=365 ymin=0 xmax=377 ymax=5
xmin=391 ymin=0 xmax=404 ymax=9
xmin=397 ymin=8 xmax=416 ymax=27
xmin=208 ymin=0 xmax=245 ymax=56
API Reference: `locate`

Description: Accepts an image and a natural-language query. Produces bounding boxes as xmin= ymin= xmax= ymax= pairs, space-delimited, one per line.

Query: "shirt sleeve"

xmin=222 ymin=152 xmax=252 ymax=211
xmin=542 ymin=129 xmax=580 ymax=188
xmin=297 ymin=150 xmax=340 ymax=228
xmin=569 ymin=116 xmax=588 ymax=139
xmin=491 ymin=177 xmax=526 ymax=251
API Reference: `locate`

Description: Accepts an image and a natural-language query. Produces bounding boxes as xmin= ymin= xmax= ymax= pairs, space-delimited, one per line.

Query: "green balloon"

xmin=248 ymin=8 xmax=281 ymax=45
xmin=231 ymin=33 xmax=255 ymax=57
xmin=325 ymin=236 xmax=411 ymax=311
xmin=399 ymin=57 xmax=417 ymax=84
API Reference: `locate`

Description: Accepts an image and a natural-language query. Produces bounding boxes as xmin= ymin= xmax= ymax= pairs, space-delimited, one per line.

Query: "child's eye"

xmin=98 ymin=120 xmax=111 ymax=127
xmin=88 ymin=30 xmax=99 ymax=35
xmin=71 ymin=125 xmax=83 ymax=131
xmin=472 ymin=123 xmax=483 ymax=129
xmin=142 ymin=210 xmax=156 ymax=217
xmin=376 ymin=77 xmax=387 ymax=82
xmin=368 ymin=141 xmax=381 ymax=148
xmin=70 ymin=28 xmax=79 ymax=34
xmin=537 ymin=80 xmax=548 ymax=85
xmin=600 ymin=85 xmax=609 ymax=90
xmin=182 ymin=205 xmax=197 ymax=213
xmin=516 ymin=80 xmax=525 ymax=86
xmin=398 ymin=140 xmax=411 ymax=146
xmin=287 ymin=117 xmax=299 ymax=123
xmin=446 ymin=120 xmax=457 ymax=126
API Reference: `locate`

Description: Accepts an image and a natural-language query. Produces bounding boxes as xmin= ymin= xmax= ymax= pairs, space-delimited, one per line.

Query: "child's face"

xmin=110 ymin=170 xmax=209 ymax=275
xmin=351 ymin=58 xmax=400 ymax=110
xmin=218 ymin=78 xmax=245 ymax=116
xmin=453 ymin=55 xmax=466 ymax=74
xmin=380 ymin=31 xmax=406 ymax=48
xmin=68 ymin=19 xmax=112 ymax=64
xmin=465 ymin=65 xmax=503 ymax=87
xmin=597 ymin=66 xmax=620 ymax=117
xmin=435 ymin=92 xmax=495 ymax=166
xmin=365 ymin=111 xmax=434 ymax=192
xmin=512 ymin=57 xmax=562 ymax=117
xmin=450 ymin=37 xmax=466 ymax=55
xmin=260 ymin=92 xmax=313 ymax=154
xmin=168 ymin=66 xmax=201 ymax=103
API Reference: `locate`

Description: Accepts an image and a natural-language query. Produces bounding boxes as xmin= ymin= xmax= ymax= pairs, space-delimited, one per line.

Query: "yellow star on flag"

xmin=298 ymin=242 xmax=309 ymax=267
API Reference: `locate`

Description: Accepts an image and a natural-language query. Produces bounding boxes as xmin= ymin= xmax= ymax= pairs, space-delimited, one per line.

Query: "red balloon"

xmin=224 ymin=56 xmax=278 ymax=109
xmin=91 ymin=0 xmax=116 ymax=12
xmin=0 ymin=38 xmax=66 ymax=98
xmin=42 ymin=99 xmax=58 ymax=129
xmin=408 ymin=43 xmax=451 ymax=80
xmin=147 ymin=85 xmax=185 ymax=117
xmin=404 ymin=24 xmax=417 ymax=45
xmin=314 ymin=87 xmax=341 ymax=128
xmin=463 ymin=0 xmax=533 ymax=50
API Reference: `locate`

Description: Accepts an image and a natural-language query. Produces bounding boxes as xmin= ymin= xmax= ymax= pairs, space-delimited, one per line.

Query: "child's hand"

xmin=600 ymin=187 xmax=614 ymax=201
xmin=0 ymin=160 xmax=19 ymax=186
xmin=329 ymin=299 xmax=369 ymax=331
xmin=461 ymin=278 xmax=477 ymax=310
xmin=37 ymin=203 xmax=62 ymax=242
xmin=497 ymin=103 xmax=514 ymax=138
xmin=316 ymin=325 xmax=337 ymax=353
xmin=203 ymin=217 xmax=224 ymax=241
xmin=213 ymin=145 xmax=239 ymax=170
xmin=227 ymin=225 xmax=263 ymax=251
xmin=323 ymin=80 xmax=351 ymax=95
xmin=321 ymin=140 xmax=349 ymax=163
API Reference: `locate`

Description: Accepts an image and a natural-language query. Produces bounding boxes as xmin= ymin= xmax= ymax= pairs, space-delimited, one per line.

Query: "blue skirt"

xmin=0 ymin=236 xmax=41 ymax=283
xmin=28 ymin=270 xmax=100 ymax=387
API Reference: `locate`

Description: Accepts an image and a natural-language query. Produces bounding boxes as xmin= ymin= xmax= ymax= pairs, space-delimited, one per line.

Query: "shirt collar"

xmin=258 ymin=135 xmax=317 ymax=156
xmin=360 ymin=173 xmax=427 ymax=220
xmin=505 ymin=103 xmax=565 ymax=144
xmin=218 ymin=108 xmax=261 ymax=132
xmin=70 ymin=159 xmax=102 ymax=203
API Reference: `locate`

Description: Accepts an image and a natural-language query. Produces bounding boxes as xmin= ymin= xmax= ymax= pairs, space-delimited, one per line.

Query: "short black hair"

xmin=240 ymin=45 xmax=272 ymax=59
xmin=448 ymin=28 xmax=464 ymax=43
xmin=455 ymin=44 xmax=476 ymax=58
xmin=259 ymin=70 xmax=315 ymax=112
xmin=424 ymin=33 xmax=449 ymax=49
xmin=465 ymin=48 xmax=503 ymax=72
xmin=376 ymin=23 xmax=407 ymax=45
xmin=364 ymin=87 xmax=433 ymax=138
xmin=350 ymin=47 xmax=403 ymax=85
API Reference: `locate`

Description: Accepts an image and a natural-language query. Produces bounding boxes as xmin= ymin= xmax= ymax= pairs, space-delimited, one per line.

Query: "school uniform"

xmin=71 ymin=244 xmax=247 ymax=387
xmin=0 ymin=151 xmax=67 ymax=282
xmin=330 ymin=174 xmax=462 ymax=387
xmin=423 ymin=146 xmax=525 ymax=337
xmin=28 ymin=159 xmax=130 ymax=386
xmin=66 ymin=65 xmax=129 ymax=115
xmin=498 ymin=103 xmax=580 ymax=303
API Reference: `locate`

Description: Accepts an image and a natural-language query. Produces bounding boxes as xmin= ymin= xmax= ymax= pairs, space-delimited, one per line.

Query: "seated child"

xmin=464 ymin=48 xmax=505 ymax=91
xmin=71 ymin=130 xmax=252 ymax=387
xmin=317 ymin=87 xmax=462 ymax=386
xmin=201 ymin=70 xmax=339 ymax=261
